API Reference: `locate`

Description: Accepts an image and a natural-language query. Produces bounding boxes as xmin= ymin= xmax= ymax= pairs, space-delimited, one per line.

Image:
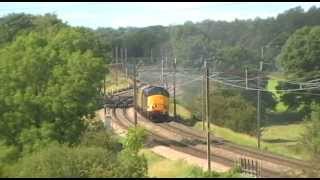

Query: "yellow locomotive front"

xmin=137 ymin=85 xmax=169 ymax=122
xmin=147 ymin=94 xmax=169 ymax=114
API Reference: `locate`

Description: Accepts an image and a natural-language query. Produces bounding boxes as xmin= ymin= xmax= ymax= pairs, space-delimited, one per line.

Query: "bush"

xmin=116 ymin=150 xmax=148 ymax=178
xmin=123 ymin=126 xmax=147 ymax=153
xmin=4 ymin=143 xmax=118 ymax=178
xmin=209 ymin=92 xmax=257 ymax=135
xmin=2 ymin=128 xmax=149 ymax=178
xmin=80 ymin=130 xmax=122 ymax=152
xmin=299 ymin=103 xmax=320 ymax=177
xmin=0 ymin=142 xmax=20 ymax=164
xmin=114 ymin=126 xmax=148 ymax=177
xmin=18 ymin=123 xmax=57 ymax=155
xmin=189 ymin=88 xmax=257 ymax=134
xmin=186 ymin=166 xmax=242 ymax=178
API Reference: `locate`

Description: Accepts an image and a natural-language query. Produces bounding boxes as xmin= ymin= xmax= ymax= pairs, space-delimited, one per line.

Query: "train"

xmin=136 ymin=84 xmax=169 ymax=122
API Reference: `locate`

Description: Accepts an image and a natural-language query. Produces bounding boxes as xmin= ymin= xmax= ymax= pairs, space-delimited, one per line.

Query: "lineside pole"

xmin=125 ymin=48 xmax=128 ymax=84
xmin=165 ymin=56 xmax=168 ymax=89
xmin=115 ymin=47 xmax=118 ymax=87
xmin=205 ymin=60 xmax=211 ymax=172
xmin=161 ymin=55 xmax=164 ymax=86
xmin=173 ymin=58 xmax=177 ymax=121
xmin=257 ymin=60 xmax=263 ymax=149
xmin=150 ymin=48 xmax=153 ymax=63
xmin=202 ymin=57 xmax=205 ymax=131
xmin=245 ymin=68 xmax=248 ymax=89
xmin=134 ymin=63 xmax=137 ymax=127
xmin=104 ymin=65 xmax=107 ymax=116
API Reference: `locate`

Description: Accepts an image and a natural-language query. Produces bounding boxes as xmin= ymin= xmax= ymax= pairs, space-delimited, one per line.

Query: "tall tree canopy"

xmin=0 ymin=14 xmax=107 ymax=149
xmin=277 ymin=26 xmax=320 ymax=115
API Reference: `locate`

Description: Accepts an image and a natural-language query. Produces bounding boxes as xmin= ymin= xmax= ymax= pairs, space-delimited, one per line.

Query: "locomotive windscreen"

xmin=143 ymin=86 xmax=169 ymax=97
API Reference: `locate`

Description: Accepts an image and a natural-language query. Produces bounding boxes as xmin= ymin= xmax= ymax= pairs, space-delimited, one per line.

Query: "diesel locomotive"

xmin=136 ymin=84 xmax=169 ymax=122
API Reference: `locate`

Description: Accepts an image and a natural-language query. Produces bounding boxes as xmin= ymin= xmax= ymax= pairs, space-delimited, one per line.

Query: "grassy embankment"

xmin=140 ymin=149 xmax=200 ymax=178
xmin=139 ymin=149 xmax=243 ymax=178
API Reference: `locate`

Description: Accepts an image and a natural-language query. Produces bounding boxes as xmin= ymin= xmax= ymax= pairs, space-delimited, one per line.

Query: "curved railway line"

xmin=156 ymin=118 xmax=310 ymax=171
xmin=104 ymin=88 xmax=311 ymax=177
xmin=109 ymin=106 xmax=287 ymax=177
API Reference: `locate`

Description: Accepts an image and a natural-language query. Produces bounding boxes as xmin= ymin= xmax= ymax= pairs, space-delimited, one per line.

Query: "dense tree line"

xmin=97 ymin=6 xmax=320 ymax=71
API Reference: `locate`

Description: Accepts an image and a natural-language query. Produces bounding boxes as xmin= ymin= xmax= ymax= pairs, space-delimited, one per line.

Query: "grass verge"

xmin=140 ymin=149 xmax=200 ymax=178
xmin=194 ymin=121 xmax=308 ymax=160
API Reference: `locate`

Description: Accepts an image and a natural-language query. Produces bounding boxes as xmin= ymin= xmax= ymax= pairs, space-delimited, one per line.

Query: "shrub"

xmin=4 ymin=143 xmax=118 ymax=178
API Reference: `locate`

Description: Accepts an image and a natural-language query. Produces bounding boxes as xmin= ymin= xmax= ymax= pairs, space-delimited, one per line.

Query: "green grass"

xmin=169 ymin=103 xmax=192 ymax=120
xmin=262 ymin=123 xmax=305 ymax=142
xmin=140 ymin=149 xmax=202 ymax=178
xmin=140 ymin=148 xmax=244 ymax=178
xmin=194 ymin=121 xmax=308 ymax=160
xmin=171 ymin=100 xmax=308 ymax=159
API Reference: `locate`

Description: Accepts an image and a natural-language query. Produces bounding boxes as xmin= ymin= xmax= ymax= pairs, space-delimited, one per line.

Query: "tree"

xmin=115 ymin=127 xmax=148 ymax=178
xmin=210 ymin=91 xmax=257 ymax=134
xmin=0 ymin=23 xmax=106 ymax=148
xmin=277 ymin=26 xmax=320 ymax=115
xmin=299 ymin=103 xmax=320 ymax=177
xmin=190 ymin=88 xmax=257 ymax=134
xmin=216 ymin=45 xmax=259 ymax=71
xmin=123 ymin=126 xmax=147 ymax=153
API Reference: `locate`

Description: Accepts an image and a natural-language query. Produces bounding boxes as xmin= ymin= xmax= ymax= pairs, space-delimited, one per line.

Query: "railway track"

xmin=110 ymin=107 xmax=281 ymax=177
xmin=159 ymin=120 xmax=310 ymax=171
xmin=105 ymin=88 xmax=310 ymax=177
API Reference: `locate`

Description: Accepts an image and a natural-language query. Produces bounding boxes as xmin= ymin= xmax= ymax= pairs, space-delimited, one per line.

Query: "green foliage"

xmin=300 ymin=104 xmax=320 ymax=156
xmin=80 ymin=130 xmax=122 ymax=152
xmin=176 ymin=80 xmax=259 ymax=134
xmin=277 ymin=26 xmax=320 ymax=115
xmin=18 ymin=123 xmax=57 ymax=154
xmin=0 ymin=13 xmax=150 ymax=178
xmin=113 ymin=127 xmax=148 ymax=178
xmin=0 ymin=14 xmax=106 ymax=147
xmin=0 ymin=13 xmax=65 ymax=47
xmin=3 ymin=143 xmax=118 ymax=178
xmin=1 ymin=129 xmax=148 ymax=178
xmin=116 ymin=150 xmax=148 ymax=178
xmin=216 ymin=45 xmax=259 ymax=70
xmin=0 ymin=141 xmax=19 ymax=164
xmin=97 ymin=6 xmax=320 ymax=70
xmin=186 ymin=166 xmax=242 ymax=178
xmin=123 ymin=126 xmax=147 ymax=153
xmin=278 ymin=26 xmax=320 ymax=78
xmin=299 ymin=104 xmax=320 ymax=176
xmin=193 ymin=89 xmax=257 ymax=134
